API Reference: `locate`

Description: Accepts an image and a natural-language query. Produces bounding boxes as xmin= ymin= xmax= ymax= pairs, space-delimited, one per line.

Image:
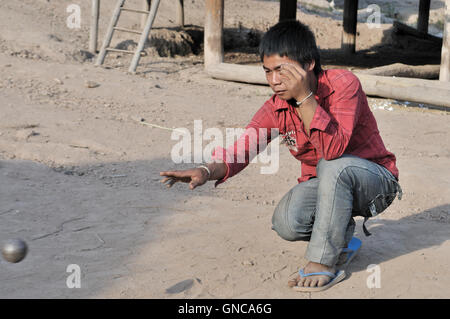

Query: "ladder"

xmin=95 ymin=0 xmax=160 ymax=73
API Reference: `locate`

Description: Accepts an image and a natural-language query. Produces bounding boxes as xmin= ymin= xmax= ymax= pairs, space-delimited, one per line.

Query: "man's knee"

xmin=271 ymin=196 xmax=310 ymax=242
xmin=272 ymin=205 xmax=297 ymax=241
xmin=316 ymin=155 xmax=359 ymax=181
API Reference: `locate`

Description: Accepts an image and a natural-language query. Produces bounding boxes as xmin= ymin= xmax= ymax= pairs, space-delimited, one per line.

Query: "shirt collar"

xmin=271 ymin=70 xmax=335 ymax=111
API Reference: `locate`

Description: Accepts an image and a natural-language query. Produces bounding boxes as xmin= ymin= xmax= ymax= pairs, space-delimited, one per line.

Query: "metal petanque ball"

xmin=2 ymin=239 xmax=28 ymax=263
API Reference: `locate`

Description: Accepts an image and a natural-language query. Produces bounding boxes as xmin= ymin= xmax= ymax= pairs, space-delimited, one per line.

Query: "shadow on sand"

xmin=346 ymin=204 xmax=450 ymax=275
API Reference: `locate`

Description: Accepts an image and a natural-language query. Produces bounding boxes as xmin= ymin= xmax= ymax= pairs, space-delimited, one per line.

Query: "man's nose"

xmin=271 ymin=71 xmax=281 ymax=85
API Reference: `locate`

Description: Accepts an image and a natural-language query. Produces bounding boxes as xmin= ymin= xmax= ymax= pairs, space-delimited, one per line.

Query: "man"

xmin=160 ymin=20 xmax=402 ymax=292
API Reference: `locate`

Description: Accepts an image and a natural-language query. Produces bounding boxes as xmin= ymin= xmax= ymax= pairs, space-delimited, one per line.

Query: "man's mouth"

xmin=275 ymin=90 xmax=286 ymax=94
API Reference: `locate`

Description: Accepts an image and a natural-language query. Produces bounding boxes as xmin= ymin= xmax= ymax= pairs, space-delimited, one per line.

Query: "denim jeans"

xmin=271 ymin=154 xmax=402 ymax=267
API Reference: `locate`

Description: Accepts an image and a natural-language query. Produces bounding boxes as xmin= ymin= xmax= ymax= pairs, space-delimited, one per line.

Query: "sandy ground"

xmin=0 ymin=0 xmax=449 ymax=299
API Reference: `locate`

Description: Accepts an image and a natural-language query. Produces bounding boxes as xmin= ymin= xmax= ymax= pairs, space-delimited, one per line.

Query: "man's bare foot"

xmin=288 ymin=261 xmax=335 ymax=288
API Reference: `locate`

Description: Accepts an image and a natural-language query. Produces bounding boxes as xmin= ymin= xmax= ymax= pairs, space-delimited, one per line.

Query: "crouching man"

xmin=160 ymin=20 xmax=402 ymax=292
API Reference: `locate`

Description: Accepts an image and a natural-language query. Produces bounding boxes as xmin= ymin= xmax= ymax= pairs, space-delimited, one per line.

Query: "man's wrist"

xmin=197 ymin=165 xmax=211 ymax=180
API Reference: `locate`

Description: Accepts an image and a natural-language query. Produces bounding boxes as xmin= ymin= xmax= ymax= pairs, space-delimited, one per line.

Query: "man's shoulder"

xmin=244 ymin=95 xmax=283 ymax=129
xmin=324 ymin=69 xmax=359 ymax=84
xmin=320 ymin=69 xmax=362 ymax=98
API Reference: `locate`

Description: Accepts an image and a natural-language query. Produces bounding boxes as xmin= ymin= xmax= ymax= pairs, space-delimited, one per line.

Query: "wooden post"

xmin=141 ymin=0 xmax=151 ymax=29
xmin=279 ymin=0 xmax=297 ymax=21
xmin=204 ymin=0 xmax=224 ymax=69
xmin=418 ymin=0 xmax=431 ymax=33
xmin=440 ymin=0 xmax=450 ymax=81
xmin=177 ymin=0 xmax=184 ymax=27
xmin=89 ymin=0 xmax=100 ymax=53
xmin=342 ymin=0 xmax=358 ymax=54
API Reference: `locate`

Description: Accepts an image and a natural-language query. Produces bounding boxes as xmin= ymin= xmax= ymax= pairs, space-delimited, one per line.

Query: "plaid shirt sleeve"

xmin=211 ymin=103 xmax=278 ymax=187
xmin=308 ymin=73 xmax=362 ymax=160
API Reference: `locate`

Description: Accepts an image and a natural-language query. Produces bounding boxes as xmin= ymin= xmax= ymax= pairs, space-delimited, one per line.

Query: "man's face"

xmin=263 ymin=54 xmax=305 ymax=100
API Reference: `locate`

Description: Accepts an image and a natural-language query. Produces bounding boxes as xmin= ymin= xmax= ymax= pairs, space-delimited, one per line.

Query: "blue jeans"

xmin=272 ymin=154 xmax=402 ymax=267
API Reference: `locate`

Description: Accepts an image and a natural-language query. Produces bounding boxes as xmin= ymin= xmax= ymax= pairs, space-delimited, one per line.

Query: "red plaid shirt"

xmin=212 ymin=69 xmax=399 ymax=187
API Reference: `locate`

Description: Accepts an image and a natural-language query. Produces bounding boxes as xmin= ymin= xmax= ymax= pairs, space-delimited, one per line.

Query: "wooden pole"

xmin=206 ymin=63 xmax=450 ymax=108
xmin=207 ymin=63 xmax=266 ymax=84
xmin=89 ymin=0 xmax=100 ymax=53
xmin=141 ymin=0 xmax=151 ymax=29
xmin=129 ymin=0 xmax=160 ymax=73
xmin=440 ymin=0 xmax=450 ymax=81
xmin=356 ymin=73 xmax=450 ymax=107
xmin=342 ymin=0 xmax=358 ymax=54
xmin=177 ymin=0 xmax=184 ymax=27
xmin=417 ymin=0 xmax=431 ymax=33
xmin=359 ymin=63 xmax=440 ymax=79
xmin=279 ymin=0 xmax=297 ymax=21
xmin=204 ymin=0 xmax=224 ymax=69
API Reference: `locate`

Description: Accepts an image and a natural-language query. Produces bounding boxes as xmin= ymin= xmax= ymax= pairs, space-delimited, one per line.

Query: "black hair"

xmin=259 ymin=20 xmax=323 ymax=76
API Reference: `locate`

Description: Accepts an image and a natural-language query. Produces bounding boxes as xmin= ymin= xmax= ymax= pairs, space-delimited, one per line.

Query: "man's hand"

xmin=279 ymin=63 xmax=312 ymax=102
xmin=160 ymin=168 xmax=209 ymax=190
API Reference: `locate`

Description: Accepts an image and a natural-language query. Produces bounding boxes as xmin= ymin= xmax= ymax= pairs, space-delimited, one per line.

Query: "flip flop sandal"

xmin=336 ymin=236 xmax=362 ymax=269
xmin=292 ymin=269 xmax=346 ymax=292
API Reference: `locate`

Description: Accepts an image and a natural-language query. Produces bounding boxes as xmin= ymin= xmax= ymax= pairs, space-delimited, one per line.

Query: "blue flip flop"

xmin=336 ymin=237 xmax=362 ymax=269
xmin=292 ymin=269 xmax=346 ymax=292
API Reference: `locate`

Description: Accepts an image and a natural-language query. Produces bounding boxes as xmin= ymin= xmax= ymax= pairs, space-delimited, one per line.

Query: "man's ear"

xmin=306 ymin=60 xmax=315 ymax=72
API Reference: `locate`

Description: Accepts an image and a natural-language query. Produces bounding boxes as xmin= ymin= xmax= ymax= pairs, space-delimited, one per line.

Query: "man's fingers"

xmin=160 ymin=170 xmax=180 ymax=177
xmin=189 ymin=181 xmax=202 ymax=190
xmin=279 ymin=73 xmax=293 ymax=86
xmin=281 ymin=63 xmax=306 ymax=81
xmin=189 ymin=175 xmax=198 ymax=189
xmin=160 ymin=171 xmax=174 ymax=176
xmin=160 ymin=176 xmax=179 ymax=184
xmin=162 ymin=178 xmax=177 ymax=188
xmin=282 ymin=63 xmax=305 ymax=75
xmin=279 ymin=66 xmax=295 ymax=81
xmin=160 ymin=170 xmax=193 ymax=179
xmin=160 ymin=169 xmax=201 ymax=189
xmin=160 ymin=177 xmax=171 ymax=184
xmin=160 ymin=175 xmax=177 ymax=186
xmin=189 ymin=175 xmax=205 ymax=190
xmin=167 ymin=179 xmax=177 ymax=188
xmin=160 ymin=171 xmax=194 ymax=189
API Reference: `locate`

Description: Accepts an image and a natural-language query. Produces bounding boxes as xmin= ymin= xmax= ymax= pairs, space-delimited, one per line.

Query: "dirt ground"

xmin=0 ymin=0 xmax=449 ymax=299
